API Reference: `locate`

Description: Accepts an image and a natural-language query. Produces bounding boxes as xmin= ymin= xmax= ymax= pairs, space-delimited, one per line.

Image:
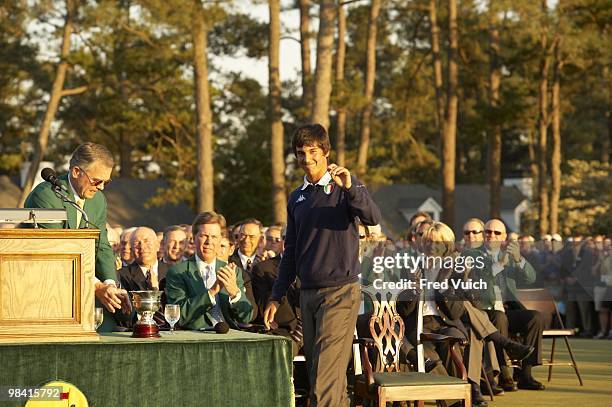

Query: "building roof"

xmin=0 ymin=176 xmax=195 ymax=231
xmin=371 ymin=183 xmax=527 ymax=237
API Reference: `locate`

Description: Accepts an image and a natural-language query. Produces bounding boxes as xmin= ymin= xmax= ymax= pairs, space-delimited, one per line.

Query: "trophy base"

xmin=132 ymin=323 xmax=161 ymax=338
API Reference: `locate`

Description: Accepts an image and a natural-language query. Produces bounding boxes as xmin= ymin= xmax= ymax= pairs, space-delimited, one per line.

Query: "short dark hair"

xmin=163 ymin=225 xmax=186 ymax=243
xmin=192 ymin=211 xmax=227 ymax=236
xmin=291 ymin=124 xmax=331 ymax=156
xmin=409 ymin=211 xmax=432 ymax=226
xmin=239 ymin=218 xmax=264 ymax=235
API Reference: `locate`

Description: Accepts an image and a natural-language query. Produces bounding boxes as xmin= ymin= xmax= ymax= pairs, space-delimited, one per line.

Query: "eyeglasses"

xmin=485 ymin=229 xmax=503 ymax=236
xmin=267 ymin=237 xmax=282 ymax=243
xmin=463 ymin=230 xmax=483 ymax=236
xmin=77 ymin=167 xmax=111 ymax=187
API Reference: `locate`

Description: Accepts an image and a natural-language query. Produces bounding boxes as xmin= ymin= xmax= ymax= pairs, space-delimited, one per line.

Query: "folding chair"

xmin=515 ymin=288 xmax=584 ymax=386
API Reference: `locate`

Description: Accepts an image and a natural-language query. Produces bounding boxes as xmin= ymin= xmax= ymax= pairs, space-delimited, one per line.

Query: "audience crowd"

xmin=99 ymin=210 xmax=610 ymax=407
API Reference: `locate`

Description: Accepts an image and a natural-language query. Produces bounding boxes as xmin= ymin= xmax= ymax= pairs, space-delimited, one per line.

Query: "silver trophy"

xmin=130 ymin=290 xmax=162 ymax=338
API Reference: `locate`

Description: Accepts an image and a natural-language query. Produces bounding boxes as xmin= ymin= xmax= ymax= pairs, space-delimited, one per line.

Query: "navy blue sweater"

xmin=270 ymin=175 xmax=381 ymax=301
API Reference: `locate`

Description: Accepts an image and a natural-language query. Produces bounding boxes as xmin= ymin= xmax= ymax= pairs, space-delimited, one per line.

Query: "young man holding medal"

xmin=264 ymin=124 xmax=381 ymax=406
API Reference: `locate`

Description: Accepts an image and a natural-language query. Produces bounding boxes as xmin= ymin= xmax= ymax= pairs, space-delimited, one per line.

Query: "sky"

xmin=213 ymin=1 xmax=312 ymax=87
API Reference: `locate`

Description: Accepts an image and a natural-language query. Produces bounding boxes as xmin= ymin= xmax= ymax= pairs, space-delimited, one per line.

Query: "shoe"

xmin=472 ymin=392 xmax=488 ymax=407
xmin=504 ymin=341 xmax=534 ymax=362
xmin=607 ymin=330 xmax=612 ymax=339
xmin=480 ymin=379 xmax=505 ymax=396
xmin=517 ymin=377 xmax=546 ymax=390
xmin=594 ymin=331 xmax=607 ymax=339
xmin=499 ymin=378 xmax=518 ymax=392
xmin=471 ymin=384 xmax=489 ymax=407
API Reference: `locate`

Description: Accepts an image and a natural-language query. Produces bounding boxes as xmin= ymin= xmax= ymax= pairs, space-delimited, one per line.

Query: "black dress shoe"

xmin=504 ymin=341 xmax=535 ymax=362
xmin=499 ymin=378 xmax=518 ymax=392
xmin=480 ymin=380 xmax=505 ymax=396
xmin=517 ymin=378 xmax=546 ymax=390
xmin=471 ymin=391 xmax=489 ymax=407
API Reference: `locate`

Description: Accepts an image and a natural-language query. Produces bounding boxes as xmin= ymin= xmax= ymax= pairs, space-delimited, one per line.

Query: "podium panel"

xmin=0 ymin=229 xmax=99 ymax=342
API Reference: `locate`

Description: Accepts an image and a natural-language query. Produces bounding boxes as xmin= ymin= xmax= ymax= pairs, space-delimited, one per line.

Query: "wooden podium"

xmin=0 ymin=229 xmax=99 ymax=342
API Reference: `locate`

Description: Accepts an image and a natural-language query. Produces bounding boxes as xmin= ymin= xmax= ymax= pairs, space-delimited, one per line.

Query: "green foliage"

xmin=558 ymin=160 xmax=611 ymax=235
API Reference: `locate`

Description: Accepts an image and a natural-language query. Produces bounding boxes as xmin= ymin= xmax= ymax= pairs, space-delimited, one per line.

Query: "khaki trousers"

xmin=300 ymin=282 xmax=361 ymax=407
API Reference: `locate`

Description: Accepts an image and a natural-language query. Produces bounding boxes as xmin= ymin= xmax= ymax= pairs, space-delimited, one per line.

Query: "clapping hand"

xmin=327 ymin=164 xmax=352 ymax=189
xmin=217 ymin=263 xmax=240 ymax=298
xmin=506 ymin=241 xmax=521 ymax=262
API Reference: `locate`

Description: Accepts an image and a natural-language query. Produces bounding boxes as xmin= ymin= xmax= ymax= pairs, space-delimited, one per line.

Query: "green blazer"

xmin=463 ymin=246 xmax=536 ymax=310
xmin=165 ymin=257 xmax=254 ymax=330
xmin=23 ymin=173 xmax=117 ymax=283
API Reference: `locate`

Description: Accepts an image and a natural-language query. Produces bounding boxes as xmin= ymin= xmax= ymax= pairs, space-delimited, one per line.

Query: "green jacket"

xmin=22 ymin=173 xmax=125 ymax=332
xmin=463 ymin=246 xmax=536 ymax=310
xmin=165 ymin=257 xmax=254 ymax=330
xmin=23 ymin=173 xmax=117 ymax=283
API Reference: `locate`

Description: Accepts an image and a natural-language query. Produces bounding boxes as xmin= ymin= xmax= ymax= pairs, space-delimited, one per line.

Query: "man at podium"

xmin=23 ymin=142 xmax=130 ymax=331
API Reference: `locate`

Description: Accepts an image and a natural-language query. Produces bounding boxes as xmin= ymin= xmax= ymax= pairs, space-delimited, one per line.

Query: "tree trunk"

xmin=537 ymin=0 xmax=551 ymax=237
xmin=442 ymin=0 xmax=458 ymax=229
xmin=18 ymin=0 xmax=77 ymax=207
xmin=269 ymin=0 xmax=287 ymax=223
xmin=356 ymin=0 xmax=381 ymax=177
xmin=310 ymin=0 xmax=336 ymax=130
xmin=488 ymin=0 xmax=502 ymax=219
xmin=299 ymin=0 xmax=313 ymax=117
xmin=429 ymin=0 xmax=445 ymax=146
xmin=335 ymin=2 xmax=347 ymax=167
xmin=603 ymin=65 xmax=610 ymax=164
xmin=192 ymin=0 xmax=214 ymax=212
xmin=550 ymin=37 xmax=562 ymax=234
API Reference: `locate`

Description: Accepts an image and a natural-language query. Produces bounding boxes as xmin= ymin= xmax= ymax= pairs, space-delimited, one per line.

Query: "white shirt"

xmin=238 ymin=250 xmax=256 ymax=271
xmin=300 ymin=171 xmax=332 ymax=190
xmin=138 ymin=260 xmax=159 ymax=289
xmin=67 ymin=176 xmax=85 ymax=228
xmin=422 ymin=267 xmax=440 ymax=317
xmin=195 ymin=255 xmax=241 ymax=305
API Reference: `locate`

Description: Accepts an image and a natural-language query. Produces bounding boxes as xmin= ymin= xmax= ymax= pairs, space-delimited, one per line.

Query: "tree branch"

xmin=61 ymin=85 xmax=87 ymax=96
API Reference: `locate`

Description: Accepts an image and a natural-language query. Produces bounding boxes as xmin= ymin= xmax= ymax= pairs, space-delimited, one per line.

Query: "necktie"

xmin=145 ymin=270 xmax=153 ymax=290
xmin=75 ymin=199 xmax=84 ymax=228
xmin=246 ymin=259 xmax=253 ymax=273
xmin=206 ymin=265 xmax=224 ymax=324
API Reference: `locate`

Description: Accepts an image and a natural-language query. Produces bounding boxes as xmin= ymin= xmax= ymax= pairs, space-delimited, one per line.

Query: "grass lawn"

xmin=485 ymin=338 xmax=612 ymax=406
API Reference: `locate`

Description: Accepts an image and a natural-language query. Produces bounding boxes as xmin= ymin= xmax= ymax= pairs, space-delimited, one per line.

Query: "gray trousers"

xmin=300 ymin=282 xmax=361 ymax=407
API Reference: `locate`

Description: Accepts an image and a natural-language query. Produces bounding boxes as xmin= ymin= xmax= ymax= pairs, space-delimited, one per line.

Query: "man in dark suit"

xmin=251 ymin=231 xmax=302 ymax=353
xmin=165 ymin=211 xmax=253 ymax=330
xmin=228 ymin=218 xmax=265 ymax=321
xmin=23 ymin=142 xmax=130 ymax=331
xmin=119 ymin=227 xmax=170 ymax=328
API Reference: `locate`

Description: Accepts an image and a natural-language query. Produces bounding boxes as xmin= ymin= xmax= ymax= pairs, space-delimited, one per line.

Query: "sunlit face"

xmin=164 ymin=229 xmax=187 ymax=263
xmin=131 ymin=228 xmax=160 ymax=267
xmin=462 ymin=221 xmax=484 ymax=249
xmin=195 ymin=223 xmax=221 ymax=263
xmin=239 ymin=223 xmax=262 ymax=257
xmin=265 ymin=228 xmax=283 ymax=254
xmin=296 ymin=144 xmax=329 ymax=183
xmin=484 ymin=220 xmax=507 ymax=251
xmin=69 ymin=163 xmax=112 ymax=200
xmin=120 ymin=232 xmax=134 ymax=262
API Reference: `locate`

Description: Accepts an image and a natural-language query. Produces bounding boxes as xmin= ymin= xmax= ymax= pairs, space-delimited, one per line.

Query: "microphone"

xmin=41 ymin=168 xmax=67 ymax=192
xmin=41 ymin=167 xmax=91 ymax=227
xmin=200 ymin=322 xmax=230 ymax=334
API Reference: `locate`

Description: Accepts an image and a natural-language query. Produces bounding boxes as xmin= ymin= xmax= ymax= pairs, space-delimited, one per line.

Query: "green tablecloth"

xmin=0 ymin=330 xmax=293 ymax=407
